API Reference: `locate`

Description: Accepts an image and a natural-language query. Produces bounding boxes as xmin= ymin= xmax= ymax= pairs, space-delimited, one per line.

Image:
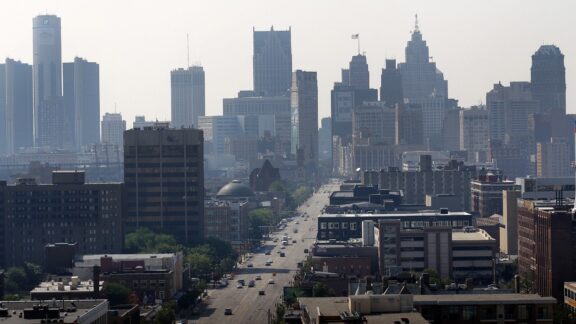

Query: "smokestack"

xmin=93 ymin=265 xmax=100 ymax=298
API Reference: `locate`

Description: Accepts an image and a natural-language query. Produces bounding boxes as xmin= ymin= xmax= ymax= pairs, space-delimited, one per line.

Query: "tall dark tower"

xmin=348 ymin=54 xmax=369 ymax=90
xmin=380 ymin=59 xmax=403 ymax=106
xmin=531 ymin=45 xmax=566 ymax=115
xmin=253 ymin=26 xmax=292 ymax=97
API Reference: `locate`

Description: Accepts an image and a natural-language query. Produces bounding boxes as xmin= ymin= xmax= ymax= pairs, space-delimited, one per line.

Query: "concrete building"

xmin=1 ymin=171 xmax=123 ymax=267
xmin=471 ymin=172 xmax=519 ymax=217
xmin=531 ymin=45 xmax=566 ymax=115
xmin=352 ymin=140 xmax=396 ymax=173
xmin=170 ymin=66 xmax=205 ymax=128
xmin=564 ymin=282 xmax=576 ymax=314
xmin=376 ymin=220 xmax=497 ymax=280
xmin=31 ymin=277 xmax=103 ymax=300
xmin=198 ymin=115 xmax=244 ymax=155
xmin=517 ymin=200 xmax=576 ymax=300
xmin=348 ymin=54 xmax=369 ymax=90
xmin=222 ymin=95 xmax=291 ymax=151
xmin=536 ymin=138 xmax=571 ymax=177
xmin=317 ymin=210 xmax=473 ymax=242
xmin=380 ymin=59 xmax=403 ymax=106
xmin=500 ymin=190 xmax=520 ymax=255
xmin=291 ymin=70 xmax=318 ymax=169
xmin=395 ymin=103 xmax=423 ymax=145
xmin=363 ymin=160 xmax=489 ymax=211
xmin=1 ymin=59 xmax=33 ymax=155
xmin=516 ymin=176 xmax=575 ymax=200
xmin=64 ymin=57 xmax=100 ymax=149
xmin=204 ymin=199 xmax=250 ymax=244
xmin=101 ymin=112 xmax=126 ymax=146
xmin=318 ymin=117 xmax=332 ymax=162
xmin=460 ymin=106 xmax=488 ymax=162
xmin=352 ymin=102 xmax=396 ymax=145
xmin=132 ymin=116 xmax=155 ymax=130
xmin=253 ymin=27 xmax=292 ymax=97
xmin=124 ymin=125 xmax=204 ymax=244
xmin=0 ymin=299 xmax=109 ymax=323
xmin=33 ymin=15 xmax=67 ymax=149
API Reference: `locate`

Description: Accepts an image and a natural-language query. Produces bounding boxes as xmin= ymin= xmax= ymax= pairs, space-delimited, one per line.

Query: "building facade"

xmin=1 ymin=171 xmax=123 ymax=267
xmin=124 ymin=125 xmax=204 ymax=244
xmin=471 ymin=173 xmax=518 ymax=217
xmin=380 ymin=59 xmax=403 ymax=106
xmin=253 ymin=27 xmax=292 ymax=97
xmin=101 ymin=113 xmax=126 ymax=146
xmin=170 ymin=66 xmax=205 ymax=128
xmin=291 ymin=70 xmax=318 ymax=168
xmin=460 ymin=106 xmax=489 ymax=162
xmin=531 ymin=45 xmax=566 ymax=115
xmin=536 ymin=138 xmax=571 ymax=177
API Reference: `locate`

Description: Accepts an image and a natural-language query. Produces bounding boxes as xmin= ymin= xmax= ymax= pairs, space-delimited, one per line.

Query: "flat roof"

xmin=77 ymin=253 xmax=176 ymax=261
xmin=320 ymin=211 xmax=471 ymax=218
xmin=31 ymin=280 xmax=104 ymax=294
xmin=413 ymin=294 xmax=556 ymax=305
xmin=565 ymin=282 xmax=576 ymax=291
xmin=452 ymin=230 xmax=494 ymax=241
xmin=0 ymin=300 xmax=107 ymax=323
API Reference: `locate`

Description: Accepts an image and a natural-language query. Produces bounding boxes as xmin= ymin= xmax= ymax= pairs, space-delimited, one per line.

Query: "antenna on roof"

xmin=187 ymin=33 xmax=190 ymax=68
xmin=414 ymin=14 xmax=419 ymax=32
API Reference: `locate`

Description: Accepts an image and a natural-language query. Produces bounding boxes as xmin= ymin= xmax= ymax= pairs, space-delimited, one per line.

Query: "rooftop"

xmin=0 ymin=299 xmax=108 ymax=323
xmin=413 ymin=293 xmax=556 ymax=305
xmin=452 ymin=229 xmax=495 ymax=242
xmin=320 ymin=211 xmax=471 ymax=218
xmin=31 ymin=279 xmax=103 ymax=294
xmin=216 ymin=180 xmax=254 ymax=197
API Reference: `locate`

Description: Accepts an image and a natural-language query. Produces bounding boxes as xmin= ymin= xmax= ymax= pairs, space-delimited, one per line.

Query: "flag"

xmin=351 ymin=34 xmax=359 ymax=39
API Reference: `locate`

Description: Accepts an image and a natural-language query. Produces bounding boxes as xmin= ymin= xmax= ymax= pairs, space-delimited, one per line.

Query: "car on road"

xmin=247 ymin=263 xmax=253 ymax=267
xmin=224 ymin=308 xmax=232 ymax=315
xmin=258 ymin=290 xmax=265 ymax=295
xmin=255 ymin=275 xmax=262 ymax=280
xmin=268 ymin=279 xmax=275 ymax=284
xmin=280 ymin=246 xmax=286 ymax=249
xmin=236 ymin=283 xmax=243 ymax=289
xmin=292 ymin=240 xmax=297 ymax=243
xmin=265 ymin=261 xmax=272 ymax=266
xmin=248 ymin=280 xmax=255 ymax=287
xmin=279 ymin=252 xmax=285 ymax=257
xmin=265 ymin=251 xmax=271 ymax=255
xmin=296 ymin=221 xmax=300 ymax=224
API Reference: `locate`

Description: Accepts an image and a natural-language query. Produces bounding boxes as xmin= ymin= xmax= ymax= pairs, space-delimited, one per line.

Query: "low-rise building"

xmin=471 ymin=172 xmax=518 ymax=217
xmin=0 ymin=299 xmax=109 ymax=323
xmin=204 ymin=198 xmax=250 ymax=245
xmin=30 ymin=276 xmax=103 ymax=300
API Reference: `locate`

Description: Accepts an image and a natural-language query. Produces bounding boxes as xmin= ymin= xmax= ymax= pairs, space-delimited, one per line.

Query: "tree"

xmin=269 ymin=180 xmax=289 ymax=193
xmin=313 ymin=283 xmax=333 ymax=297
xmin=4 ymin=267 xmax=27 ymax=294
xmin=154 ymin=301 xmax=176 ymax=324
xmin=103 ymin=282 xmax=130 ymax=306
xmin=292 ymin=186 xmax=313 ymax=206
xmin=186 ymin=252 xmax=214 ymax=279
xmin=124 ymin=228 xmax=180 ymax=253
xmin=249 ymin=208 xmax=274 ymax=240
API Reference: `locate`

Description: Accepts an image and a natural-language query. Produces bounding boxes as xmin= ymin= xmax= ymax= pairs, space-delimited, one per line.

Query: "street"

xmin=192 ymin=181 xmax=339 ymax=323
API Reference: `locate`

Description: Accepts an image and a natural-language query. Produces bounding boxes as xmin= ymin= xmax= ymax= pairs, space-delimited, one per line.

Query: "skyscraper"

xmin=33 ymin=15 xmax=64 ymax=148
xmin=460 ymin=106 xmax=489 ymax=162
xmin=64 ymin=57 xmax=100 ymax=149
xmin=101 ymin=112 xmax=126 ymax=146
xmin=253 ymin=27 xmax=292 ymax=97
xmin=124 ymin=125 xmax=204 ymax=244
xmin=3 ymin=59 xmax=33 ymax=155
xmin=348 ymin=54 xmax=369 ymax=90
xmin=171 ymin=66 xmax=205 ymax=128
xmin=380 ymin=59 xmax=403 ymax=106
xmin=531 ymin=45 xmax=566 ymax=115
xmin=291 ymin=70 xmax=318 ymax=168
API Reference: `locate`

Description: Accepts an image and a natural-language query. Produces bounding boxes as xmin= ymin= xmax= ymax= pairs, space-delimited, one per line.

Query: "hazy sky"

xmin=1 ymin=1 xmax=573 ymax=127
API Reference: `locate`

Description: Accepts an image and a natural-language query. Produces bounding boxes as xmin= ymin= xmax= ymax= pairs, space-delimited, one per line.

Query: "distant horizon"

xmin=0 ymin=1 xmax=573 ymax=127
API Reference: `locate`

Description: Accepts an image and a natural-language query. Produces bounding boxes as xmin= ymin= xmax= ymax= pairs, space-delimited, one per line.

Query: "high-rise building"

xmin=0 ymin=65 xmax=5 ymax=155
xmin=398 ymin=19 xmax=448 ymax=101
xmin=2 ymin=59 xmax=33 ymax=155
xmin=1 ymin=171 xmax=123 ymax=267
xmin=352 ymin=102 xmax=396 ymax=144
xmin=197 ymin=116 xmax=245 ymax=155
xmin=124 ymin=125 xmax=204 ymax=244
xmin=395 ymin=103 xmax=423 ymax=145
xmin=348 ymin=54 xmax=369 ymax=90
xmin=290 ymin=70 xmax=318 ymax=168
xmin=318 ymin=117 xmax=332 ymax=162
xmin=171 ymin=66 xmax=205 ymax=128
xmin=536 ymin=138 xmax=571 ymax=177
xmin=471 ymin=173 xmax=519 ymax=217
xmin=101 ymin=113 xmax=126 ymax=146
xmin=531 ymin=45 xmax=566 ymax=115
xmin=33 ymin=15 xmax=66 ymax=149
xmin=64 ymin=57 xmax=100 ymax=149
xmin=460 ymin=106 xmax=489 ymax=162
xmin=380 ymin=59 xmax=403 ymax=106
xmin=441 ymin=108 xmax=461 ymax=151
xmin=253 ymin=27 xmax=292 ymax=97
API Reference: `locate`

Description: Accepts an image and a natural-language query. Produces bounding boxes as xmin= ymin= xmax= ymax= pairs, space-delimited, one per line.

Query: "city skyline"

xmin=0 ymin=1 xmax=573 ymax=127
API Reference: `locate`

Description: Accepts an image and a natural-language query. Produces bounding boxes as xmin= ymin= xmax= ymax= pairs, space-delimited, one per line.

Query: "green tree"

xmin=124 ymin=228 xmax=179 ymax=253
xmin=103 ymin=282 xmax=130 ymax=306
xmin=268 ymin=180 xmax=289 ymax=193
xmin=186 ymin=252 xmax=214 ymax=279
xmin=249 ymin=208 xmax=274 ymax=240
xmin=154 ymin=301 xmax=176 ymax=324
xmin=313 ymin=283 xmax=334 ymax=297
xmin=292 ymin=186 xmax=313 ymax=206
xmin=4 ymin=267 xmax=28 ymax=294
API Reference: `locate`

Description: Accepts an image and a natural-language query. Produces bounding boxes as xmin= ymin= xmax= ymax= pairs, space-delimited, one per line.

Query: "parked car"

xmin=224 ymin=308 xmax=232 ymax=315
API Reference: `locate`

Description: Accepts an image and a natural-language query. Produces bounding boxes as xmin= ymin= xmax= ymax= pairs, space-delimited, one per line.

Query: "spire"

xmin=414 ymin=14 xmax=419 ymax=32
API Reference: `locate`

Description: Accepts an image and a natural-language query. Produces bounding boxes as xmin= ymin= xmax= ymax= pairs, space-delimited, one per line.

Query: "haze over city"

xmin=0 ymin=0 xmax=573 ymax=125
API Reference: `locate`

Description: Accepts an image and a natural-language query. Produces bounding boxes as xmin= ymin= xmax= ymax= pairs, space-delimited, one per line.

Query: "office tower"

xmin=197 ymin=116 xmax=245 ymax=155
xmin=223 ymin=94 xmax=291 ymax=152
xmin=253 ymin=27 xmax=292 ymax=97
xmin=318 ymin=117 xmax=332 ymax=162
xmin=537 ymin=138 xmax=571 ymax=177
xmin=395 ymin=103 xmax=423 ymax=145
xmin=291 ymin=70 xmax=318 ymax=168
xmin=0 ymin=65 xmax=5 ymax=155
xmin=1 ymin=171 xmax=122 ymax=267
xmin=471 ymin=173 xmax=518 ymax=217
xmin=33 ymin=15 xmax=66 ymax=148
xmin=330 ymin=83 xmax=355 ymax=142
xmin=171 ymin=66 xmax=205 ymax=128
xmin=441 ymin=108 xmax=461 ymax=151
xmin=352 ymin=102 xmax=396 ymax=144
xmin=486 ymin=82 xmax=538 ymax=144
xmin=398 ymin=19 xmax=448 ymax=101
xmin=3 ymin=59 xmax=33 ymax=155
xmin=460 ymin=106 xmax=489 ymax=162
xmin=380 ymin=59 xmax=403 ymax=106
xmin=101 ymin=113 xmax=126 ymax=145
xmin=531 ymin=45 xmax=566 ymax=115
xmin=124 ymin=125 xmax=204 ymax=244
xmin=64 ymin=57 xmax=100 ymax=149
xmin=348 ymin=54 xmax=369 ymax=90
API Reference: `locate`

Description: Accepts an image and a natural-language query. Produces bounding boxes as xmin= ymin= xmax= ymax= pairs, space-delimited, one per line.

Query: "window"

xmin=159 ymin=280 xmax=166 ymax=288
xmin=320 ymin=222 xmax=327 ymax=230
xmin=350 ymin=223 xmax=357 ymax=230
xmin=342 ymin=222 xmax=348 ymax=229
xmin=133 ymin=280 xmax=139 ymax=288
xmin=517 ymin=305 xmax=528 ymax=320
xmin=140 ymin=280 xmax=148 ymax=289
xmin=158 ymin=291 xmax=165 ymax=300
